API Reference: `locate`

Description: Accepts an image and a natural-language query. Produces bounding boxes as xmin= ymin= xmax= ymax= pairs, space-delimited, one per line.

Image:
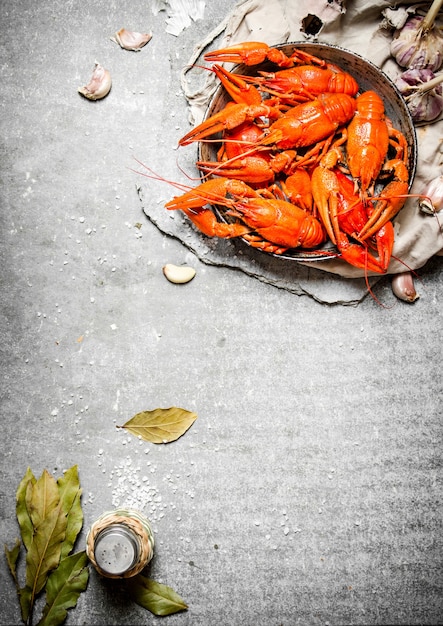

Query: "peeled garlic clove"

xmin=78 ymin=62 xmax=112 ymax=100
xmin=163 ymin=264 xmax=196 ymax=284
xmin=111 ymin=28 xmax=152 ymax=51
xmin=391 ymin=272 xmax=419 ymax=302
xmin=419 ymin=174 xmax=443 ymax=214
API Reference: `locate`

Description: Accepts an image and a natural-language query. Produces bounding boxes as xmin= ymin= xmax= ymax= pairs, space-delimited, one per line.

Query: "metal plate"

xmin=198 ymin=42 xmax=417 ymax=262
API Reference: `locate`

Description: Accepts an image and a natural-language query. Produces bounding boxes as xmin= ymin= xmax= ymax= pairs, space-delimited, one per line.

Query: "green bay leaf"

xmin=57 ymin=466 xmax=83 ymax=560
xmin=119 ymin=407 xmax=197 ymax=444
xmin=25 ymin=506 xmax=68 ymax=596
xmin=10 ymin=466 xmax=85 ymax=626
xmin=16 ymin=467 xmax=36 ymax=551
xmin=19 ymin=584 xmax=32 ymax=624
xmin=4 ymin=538 xmax=21 ymax=587
xmin=36 ymin=551 xmax=89 ymax=626
xmin=27 ymin=469 xmax=60 ymax=530
xmin=20 ymin=469 xmax=63 ymax=624
xmin=129 ymin=575 xmax=188 ymax=616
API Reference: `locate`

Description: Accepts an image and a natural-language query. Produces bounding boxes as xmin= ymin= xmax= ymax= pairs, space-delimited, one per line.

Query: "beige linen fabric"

xmin=181 ymin=0 xmax=443 ymax=278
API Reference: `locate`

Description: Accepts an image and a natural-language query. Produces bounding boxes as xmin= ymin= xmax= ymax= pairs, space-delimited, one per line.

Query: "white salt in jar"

xmin=86 ymin=508 xmax=154 ymax=578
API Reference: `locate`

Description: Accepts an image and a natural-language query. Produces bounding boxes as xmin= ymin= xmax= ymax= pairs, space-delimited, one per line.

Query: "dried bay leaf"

xmin=119 ymin=407 xmax=198 ymax=443
xmin=36 ymin=551 xmax=89 ymax=626
xmin=129 ymin=575 xmax=188 ymax=616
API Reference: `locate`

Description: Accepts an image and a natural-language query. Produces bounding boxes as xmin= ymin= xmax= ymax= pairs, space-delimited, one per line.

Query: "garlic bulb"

xmin=391 ymin=272 xmax=419 ymax=302
xmin=395 ymin=68 xmax=443 ymax=123
xmin=111 ymin=28 xmax=152 ymax=51
xmin=419 ymin=174 xmax=443 ymax=214
xmin=390 ymin=0 xmax=443 ymax=72
xmin=78 ymin=62 xmax=112 ymax=100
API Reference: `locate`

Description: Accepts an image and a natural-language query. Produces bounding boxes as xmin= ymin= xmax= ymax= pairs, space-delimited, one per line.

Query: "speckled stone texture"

xmin=1 ymin=1 xmax=442 ymax=625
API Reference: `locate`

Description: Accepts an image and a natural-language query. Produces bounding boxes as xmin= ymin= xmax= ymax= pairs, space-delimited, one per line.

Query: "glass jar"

xmin=86 ymin=508 xmax=154 ymax=578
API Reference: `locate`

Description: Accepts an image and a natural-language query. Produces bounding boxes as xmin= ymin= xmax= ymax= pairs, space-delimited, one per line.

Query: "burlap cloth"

xmin=140 ymin=0 xmax=442 ymax=303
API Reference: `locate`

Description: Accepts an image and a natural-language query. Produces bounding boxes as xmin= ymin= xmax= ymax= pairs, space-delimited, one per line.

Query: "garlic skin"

xmin=78 ymin=62 xmax=112 ymax=100
xmin=382 ymin=6 xmax=413 ymax=30
xmin=419 ymin=174 xmax=443 ymax=214
xmin=395 ymin=68 xmax=443 ymax=123
xmin=391 ymin=14 xmax=443 ymax=72
xmin=111 ymin=28 xmax=152 ymax=51
xmin=391 ymin=272 xmax=419 ymax=302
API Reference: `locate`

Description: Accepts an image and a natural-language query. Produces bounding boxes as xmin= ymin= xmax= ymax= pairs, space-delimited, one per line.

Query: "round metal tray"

xmin=197 ymin=42 xmax=417 ymax=262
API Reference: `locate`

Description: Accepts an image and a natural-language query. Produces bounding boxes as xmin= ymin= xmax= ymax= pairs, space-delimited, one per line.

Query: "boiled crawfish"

xmin=164 ymin=177 xmax=326 ymax=255
xmin=312 ymin=154 xmax=395 ymax=273
xmin=168 ymin=42 xmax=412 ymax=272
xmin=180 ymin=92 xmax=356 ymax=153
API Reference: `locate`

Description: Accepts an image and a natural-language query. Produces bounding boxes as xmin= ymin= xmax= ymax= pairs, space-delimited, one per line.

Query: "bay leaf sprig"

xmin=4 ymin=466 xmax=89 ymax=626
xmin=118 ymin=407 xmax=198 ymax=443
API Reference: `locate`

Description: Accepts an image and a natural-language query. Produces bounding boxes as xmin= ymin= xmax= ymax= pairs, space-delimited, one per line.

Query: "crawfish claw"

xmin=204 ymin=42 xmax=280 ymax=66
xmin=204 ymin=41 xmax=325 ymax=68
xmin=211 ymin=64 xmax=262 ymax=105
xmin=179 ymin=103 xmax=278 ymax=146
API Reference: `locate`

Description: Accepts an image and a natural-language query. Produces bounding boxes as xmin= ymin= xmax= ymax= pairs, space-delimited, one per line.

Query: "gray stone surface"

xmin=1 ymin=1 xmax=442 ymax=625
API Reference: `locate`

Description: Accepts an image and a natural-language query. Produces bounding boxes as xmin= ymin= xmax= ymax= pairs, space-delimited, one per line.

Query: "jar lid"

xmin=93 ymin=524 xmax=139 ymax=575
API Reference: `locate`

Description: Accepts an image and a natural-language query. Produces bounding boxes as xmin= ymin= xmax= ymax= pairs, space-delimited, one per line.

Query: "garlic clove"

xmin=391 ymin=272 xmax=419 ymax=302
xmin=78 ymin=62 xmax=112 ymax=100
xmin=111 ymin=28 xmax=152 ymax=51
xmin=163 ymin=264 xmax=196 ymax=284
xmin=419 ymin=174 xmax=443 ymax=214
